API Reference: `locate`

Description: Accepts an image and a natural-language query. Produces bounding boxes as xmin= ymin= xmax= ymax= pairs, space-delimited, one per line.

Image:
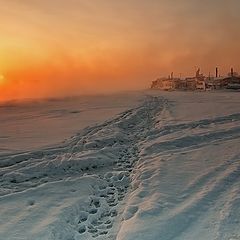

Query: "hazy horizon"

xmin=1 ymin=0 xmax=240 ymax=101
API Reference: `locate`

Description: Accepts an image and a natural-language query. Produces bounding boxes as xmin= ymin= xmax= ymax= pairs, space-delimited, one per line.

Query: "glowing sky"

xmin=0 ymin=0 xmax=240 ymax=100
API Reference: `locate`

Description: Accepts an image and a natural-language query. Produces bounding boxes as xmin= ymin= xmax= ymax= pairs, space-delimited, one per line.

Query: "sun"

xmin=0 ymin=74 xmax=6 ymax=85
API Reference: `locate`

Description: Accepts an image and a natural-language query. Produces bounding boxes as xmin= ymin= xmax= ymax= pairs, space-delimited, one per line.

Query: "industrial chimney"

xmin=216 ymin=67 xmax=218 ymax=78
xmin=231 ymin=68 xmax=234 ymax=77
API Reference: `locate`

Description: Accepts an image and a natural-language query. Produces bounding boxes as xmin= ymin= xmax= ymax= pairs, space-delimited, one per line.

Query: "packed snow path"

xmin=0 ymin=95 xmax=164 ymax=239
xmin=1 ymin=92 xmax=240 ymax=240
xmin=118 ymin=92 xmax=240 ymax=240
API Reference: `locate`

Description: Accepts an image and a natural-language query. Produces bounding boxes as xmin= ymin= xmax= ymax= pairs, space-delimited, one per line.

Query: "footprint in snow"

xmin=76 ymin=171 xmax=130 ymax=238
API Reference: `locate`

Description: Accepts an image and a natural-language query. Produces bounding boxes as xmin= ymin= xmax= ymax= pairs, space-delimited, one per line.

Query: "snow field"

xmin=0 ymin=95 xmax=164 ymax=239
xmin=1 ymin=91 xmax=240 ymax=240
xmin=117 ymin=92 xmax=240 ymax=240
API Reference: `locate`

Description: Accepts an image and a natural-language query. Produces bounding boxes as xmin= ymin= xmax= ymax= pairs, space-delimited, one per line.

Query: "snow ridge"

xmin=117 ymin=95 xmax=240 ymax=240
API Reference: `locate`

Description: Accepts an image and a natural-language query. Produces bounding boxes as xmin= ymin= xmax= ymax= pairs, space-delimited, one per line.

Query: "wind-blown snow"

xmin=1 ymin=91 xmax=240 ymax=240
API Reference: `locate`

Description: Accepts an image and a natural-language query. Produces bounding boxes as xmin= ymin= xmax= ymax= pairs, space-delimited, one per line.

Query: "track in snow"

xmin=0 ymin=95 xmax=165 ymax=239
xmin=1 ymin=94 xmax=240 ymax=240
xmin=117 ymin=95 xmax=240 ymax=240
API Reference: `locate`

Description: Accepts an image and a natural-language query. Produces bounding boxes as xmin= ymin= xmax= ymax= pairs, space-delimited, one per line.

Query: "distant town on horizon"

xmin=151 ymin=67 xmax=240 ymax=91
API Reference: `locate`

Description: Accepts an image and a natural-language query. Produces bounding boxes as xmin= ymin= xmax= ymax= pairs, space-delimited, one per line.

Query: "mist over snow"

xmin=1 ymin=90 xmax=240 ymax=240
xmin=0 ymin=92 xmax=143 ymax=153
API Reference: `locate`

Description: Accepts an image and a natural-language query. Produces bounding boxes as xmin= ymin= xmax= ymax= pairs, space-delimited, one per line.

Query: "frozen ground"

xmin=0 ymin=92 xmax=142 ymax=153
xmin=0 ymin=91 xmax=240 ymax=240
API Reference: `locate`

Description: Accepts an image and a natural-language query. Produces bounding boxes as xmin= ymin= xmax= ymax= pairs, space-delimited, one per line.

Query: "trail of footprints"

xmin=68 ymin=97 xmax=161 ymax=239
xmin=74 ymin=145 xmax=139 ymax=239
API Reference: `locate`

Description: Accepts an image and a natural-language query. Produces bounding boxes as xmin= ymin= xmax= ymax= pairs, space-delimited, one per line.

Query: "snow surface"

xmin=0 ymin=92 xmax=142 ymax=153
xmin=1 ymin=91 xmax=240 ymax=240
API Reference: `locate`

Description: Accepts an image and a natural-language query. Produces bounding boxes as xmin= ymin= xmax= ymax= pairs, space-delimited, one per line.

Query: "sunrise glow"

xmin=1 ymin=1 xmax=240 ymax=239
xmin=0 ymin=75 xmax=5 ymax=85
xmin=0 ymin=0 xmax=240 ymax=101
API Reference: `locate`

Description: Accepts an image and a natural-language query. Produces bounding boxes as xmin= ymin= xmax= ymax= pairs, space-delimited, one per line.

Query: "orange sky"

xmin=1 ymin=0 xmax=240 ymax=101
